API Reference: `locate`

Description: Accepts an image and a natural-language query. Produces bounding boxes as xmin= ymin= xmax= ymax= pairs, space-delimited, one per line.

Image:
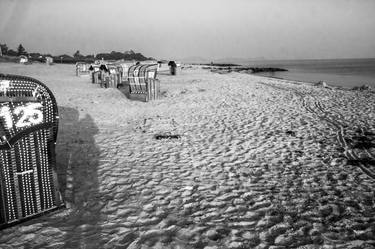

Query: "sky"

xmin=0 ymin=0 xmax=375 ymax=61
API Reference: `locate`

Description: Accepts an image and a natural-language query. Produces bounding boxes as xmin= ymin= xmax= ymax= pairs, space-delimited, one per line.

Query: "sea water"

xmin=244 ymin=58 xmax=375 ymax=88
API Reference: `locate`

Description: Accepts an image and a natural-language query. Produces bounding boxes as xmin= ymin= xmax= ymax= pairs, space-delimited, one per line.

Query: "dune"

xmin=0 ymin=62 xmax=374 ymax=249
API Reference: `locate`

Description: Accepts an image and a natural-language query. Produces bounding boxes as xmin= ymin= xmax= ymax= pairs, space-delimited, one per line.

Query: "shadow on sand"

xmin=52 ymin=106 xmax=103 ymax=248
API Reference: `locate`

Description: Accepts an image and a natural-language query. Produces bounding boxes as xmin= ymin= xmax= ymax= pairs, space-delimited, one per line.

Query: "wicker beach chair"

xmin=99 ymin=64 xmax=121 ymax=88
xmin=124 ymin=64 xmax=159 ymax=102
xmin=91 ymin=70 xmax=101 ymax=84
xmin=97 ymin=64 xmax=109 ymax=87
xmin=128 ymin=64 xmax=141 ymax=94
xmin=116 ymin=64 xmax=124 ymax=83
xmin=114 ymin=63 xmax=132 ymax=85
xmin=89 ymin=64 xmax=100 ymax=73
xmin=89 ymin=65 xmax=101 ymax=84
xmin=0 ymin=74 xmax=63 ymax=229
xmin=76 ymin=62 xmax=90 ymax=76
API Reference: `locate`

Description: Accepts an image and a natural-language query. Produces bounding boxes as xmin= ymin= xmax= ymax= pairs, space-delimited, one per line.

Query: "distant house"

xmin=19 ymin=55 xmax=28 ymax=64
xmin=45 ymin=56 xmax=53 ymax=65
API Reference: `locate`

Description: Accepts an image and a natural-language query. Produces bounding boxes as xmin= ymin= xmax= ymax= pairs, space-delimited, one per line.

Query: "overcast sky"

xmin=0 ymin=0 xmax=374 ymax=60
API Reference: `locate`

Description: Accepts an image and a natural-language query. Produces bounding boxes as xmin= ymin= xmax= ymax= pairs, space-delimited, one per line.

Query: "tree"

xmin=73 ymin=50 xmax=84 ymax=58
xmin=17 ymin=44 xmax=27 ymax=56
xmin=29 ymin=52 xmax=42 ymax=58
xmin=7 ymin=49 xmax=18 ymax=56
xmin=0 ymin=43 xmax=8 ymax=55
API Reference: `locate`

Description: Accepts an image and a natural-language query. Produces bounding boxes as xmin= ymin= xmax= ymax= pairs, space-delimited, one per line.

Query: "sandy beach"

xmin=0 ymin=62 xmax=374 ymax=249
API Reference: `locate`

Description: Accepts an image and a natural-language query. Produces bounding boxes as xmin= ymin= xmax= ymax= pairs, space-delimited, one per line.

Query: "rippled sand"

xmin=0 ymin=63 xmax=374 ymax=249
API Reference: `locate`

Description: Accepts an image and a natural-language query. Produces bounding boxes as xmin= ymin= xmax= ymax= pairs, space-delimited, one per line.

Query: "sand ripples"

xmin=0 ymin=65 xmax=374 ymax=249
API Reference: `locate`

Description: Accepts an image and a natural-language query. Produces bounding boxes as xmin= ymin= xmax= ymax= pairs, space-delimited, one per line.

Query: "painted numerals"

xmin=0 ymin=103 xmax=44 ymax=129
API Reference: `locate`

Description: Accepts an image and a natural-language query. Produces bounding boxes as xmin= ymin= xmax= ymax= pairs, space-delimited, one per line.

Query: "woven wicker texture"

xmin=0 ymin=74 xmax=63 ymax=229
xmin=128 ymin=64 xmax=158 ymax=94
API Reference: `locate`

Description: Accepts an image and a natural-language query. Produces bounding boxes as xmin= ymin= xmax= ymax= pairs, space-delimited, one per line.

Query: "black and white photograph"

xmin=0 ymin=0 xmax=375 ymax=248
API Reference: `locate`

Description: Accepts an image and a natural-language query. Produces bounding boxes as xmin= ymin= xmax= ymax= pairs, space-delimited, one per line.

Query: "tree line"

xmin=0 ymin=43 xmax=153 ymax=63
xmin=0 ymin=43 xmax=27 ymax=57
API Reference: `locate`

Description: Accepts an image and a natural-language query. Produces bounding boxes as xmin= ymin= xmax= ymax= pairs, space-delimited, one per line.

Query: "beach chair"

xmin=19 ymin=56 xmax=28 ymax=64
xmin=0 ymin=74 xmax=63 ymax=229
xmin=124 ymin=64 xmax=160 ymax=102
xmin=76 ymin=62 xmax=90 ymax=76
xmin=127 ymin=64 xmax=141 ymax=93
xmin=91 ymin=70 xmax=101 ymax=84
xmin=116 ymin=65 xmax=124 ymax=83
xmin=100 ymin=65 xmax=121 ymax=88
xmin=114 ymin=63 xmax=132 ymax=85
xmin=89 ymin=65 xmax=100 ymax=83
xmin=97 ymin=64 xmax=109 ymax=87
xmin=45 ymin=57 xmax=53 ymax=65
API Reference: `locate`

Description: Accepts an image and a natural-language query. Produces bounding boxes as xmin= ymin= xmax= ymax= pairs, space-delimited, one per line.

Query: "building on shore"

xmin=19 ymin=55 xmax=28 ymax=64
xmin=46 ymin=56 xmax=53 ymax=65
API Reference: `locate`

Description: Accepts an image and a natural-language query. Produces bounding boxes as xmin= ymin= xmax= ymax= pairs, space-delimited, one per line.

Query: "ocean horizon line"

xmin=190 ymin=57 xmax=375 ymax=64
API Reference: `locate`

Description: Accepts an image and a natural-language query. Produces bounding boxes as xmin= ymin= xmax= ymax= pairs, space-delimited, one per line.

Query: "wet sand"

xmin=0 ymin=63 xmax=374 ymax=249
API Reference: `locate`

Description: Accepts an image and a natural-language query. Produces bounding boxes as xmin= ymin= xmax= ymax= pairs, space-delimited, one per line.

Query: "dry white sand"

xmin=0 ymin=62 xmax=375 ymax=249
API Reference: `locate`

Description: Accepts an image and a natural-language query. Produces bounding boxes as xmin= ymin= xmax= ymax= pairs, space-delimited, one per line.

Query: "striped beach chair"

xmin=126 ymin=64 xmax=159 ymax=101
xmin=89 ymin=64 xmax=101 ymax=84
xmin=91 ymin=70 xmax=101 ymax=84
xmin=118 ymin=63 xmax=130 ymax=82
xmin=0 ymin=74 xmax=63 ymax=229
xmin=127 ymin=64 xmax=141 ymax=94
xmin=99 ymin=64 xmax=121 ymax=88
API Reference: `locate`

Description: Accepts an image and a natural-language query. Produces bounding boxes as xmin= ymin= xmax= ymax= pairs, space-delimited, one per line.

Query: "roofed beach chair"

xmin=19 ymin=56 xmax=29 ymax=64
xmin=116 ymin=64 xmax=124 ymax=83
xmin=91 ymin=70 xmax=101 ymax=84
xmin=0 ymin=74 xmax=64 ymax=229
xmin=118 ymin=63 xmax=130 ymax=82
xmin=97 ymin=64 xmax=109 ymax=87
xmin=122 ymin=64 xmax=160 ymax=102
xmin=99 ymin=64 xmax=123 ymax=89
xmin=45 ymin=57 xmax=53 ymax=65
xmin=127 ymin=64 xmax=141 ymax=93
xmin=89 ymin=65 xmax=101 ymax=84
xmin=76 ymin=62 xmax=90 ymax=76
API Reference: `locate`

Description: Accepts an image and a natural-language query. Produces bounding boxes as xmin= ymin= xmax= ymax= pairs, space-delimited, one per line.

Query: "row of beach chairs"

xmin=76 ymin=61 xmax=160 ymax=102
xmin=0 ymin=60 xmax=159 ymax=228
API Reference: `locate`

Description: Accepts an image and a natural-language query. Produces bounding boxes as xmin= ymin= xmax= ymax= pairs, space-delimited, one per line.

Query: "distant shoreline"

xmin=195 ymin=63 xmax=374 ymax=93
xmin=197 ymin=58 xmax=375 ymax=90
xmin=198 ymin=64 xmax=288 ymax=74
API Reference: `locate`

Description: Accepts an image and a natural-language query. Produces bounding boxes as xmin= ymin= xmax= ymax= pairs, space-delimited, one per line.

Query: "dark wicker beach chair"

xmin=0 ymin=74 xmax=63 ymax=229
xmin=124 ymin=64 xmax=159 ymax=102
